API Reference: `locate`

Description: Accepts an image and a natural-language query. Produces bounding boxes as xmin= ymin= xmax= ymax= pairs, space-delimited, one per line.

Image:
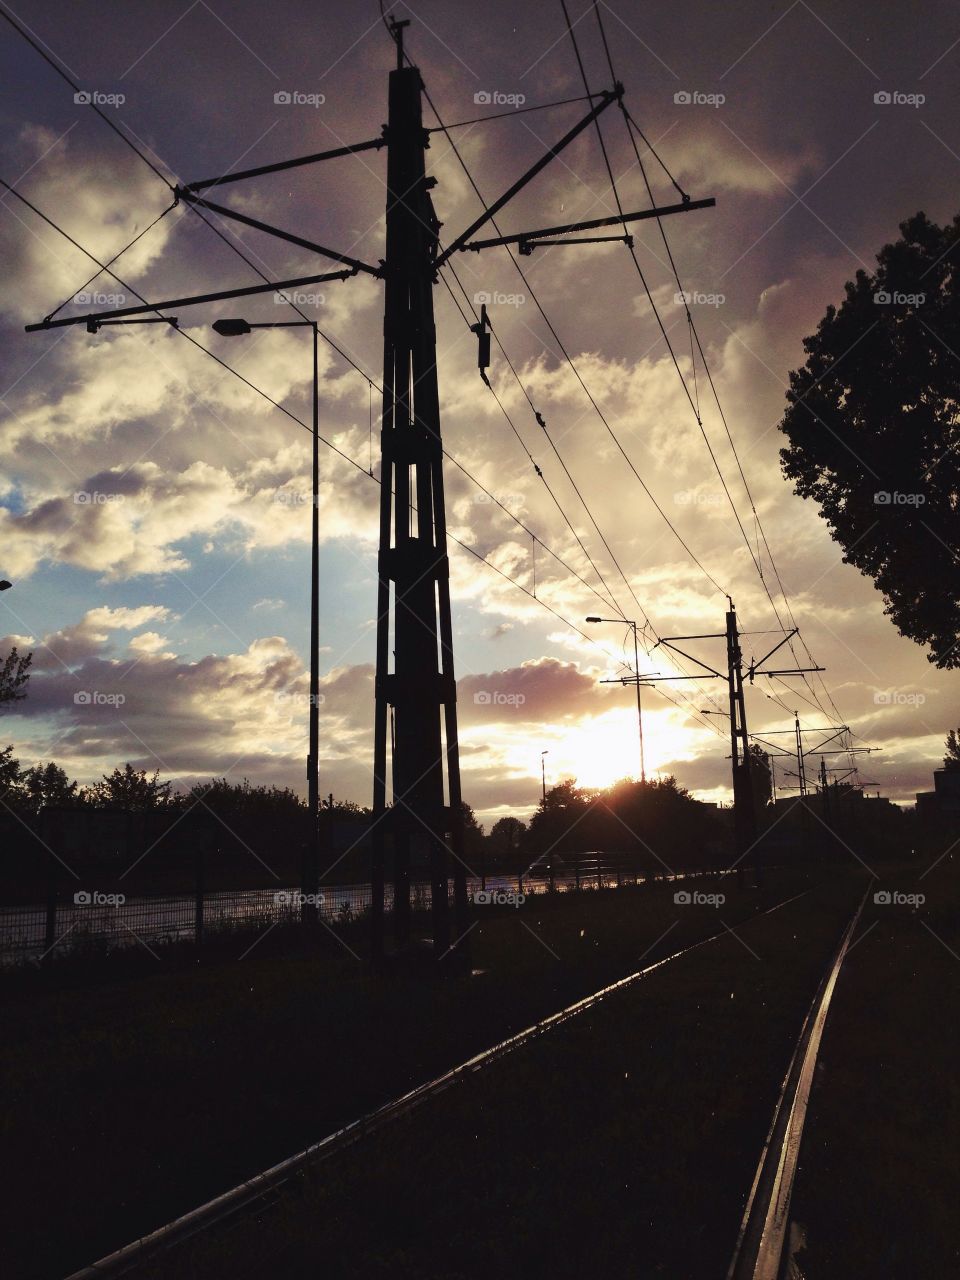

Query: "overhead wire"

xmin=588 ymin=0 xmax=855 ymax=750
xmin=3 ymin=174 xmax=720 ymax=728
xmin=5 ymin=3 xmax=746 ymax=741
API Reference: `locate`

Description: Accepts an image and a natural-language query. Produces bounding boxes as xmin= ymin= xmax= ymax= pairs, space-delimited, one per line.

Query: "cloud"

xmin=0 ymin=126 xmax=175 ymax=323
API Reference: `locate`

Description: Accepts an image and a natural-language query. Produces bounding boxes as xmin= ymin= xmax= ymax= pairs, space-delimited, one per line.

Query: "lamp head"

xmin=212 ymin=318 xmax=252 ymax=336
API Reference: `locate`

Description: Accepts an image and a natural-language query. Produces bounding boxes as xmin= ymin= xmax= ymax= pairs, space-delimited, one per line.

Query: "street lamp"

xmin=587 ymin=616 xmax=647 ymax=783
xmin=541 ymin=749 xmax=549 ymax=802
xmin=213 ymin=316 xmax=321 ymax=921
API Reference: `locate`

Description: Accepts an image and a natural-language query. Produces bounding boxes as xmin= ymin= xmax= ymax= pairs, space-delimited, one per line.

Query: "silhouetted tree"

xmin=0 ymin=744 xmax=22 ymax=804
xmin=87 ymin=763 xmax=174 ymax=810
xmin=943 ymin=728 xmax=960 ymax=771
xmin=459 ymin=801 xmax=485 ymax=857
xmin=20 ymin=761 xmax=81 ymax=812
xmin=526 ymin=776 xmax=720 ymax=865
xmin=779 ymin=212 xmax=960 ymax=667
xmin=526 ymin=780 xmax=593 ymax=853
xmin=749 ymin=743 xmax=773 ymax=809
xmin=489 ymin=815 xmax=527 ymax=857
xmin=190 ymin=777 xmax=306 ymax=816
xmin=0 ymin=648 xmax=31 ymax=707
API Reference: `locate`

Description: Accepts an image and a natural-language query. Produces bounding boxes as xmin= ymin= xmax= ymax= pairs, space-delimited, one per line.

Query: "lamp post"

xmin=587 ymin=616 xmax=647 ymax=783
xmin=541 ymin=749 xmax=549 ymax=802
xmin=213 ymin=317 xmax=321 ymax=922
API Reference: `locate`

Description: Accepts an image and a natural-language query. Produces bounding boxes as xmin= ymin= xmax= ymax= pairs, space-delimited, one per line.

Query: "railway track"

xmin=727 ymin=881 xmax=873 ymax=1280
xmin=64 ymin=887 xmax=813 ymax=1279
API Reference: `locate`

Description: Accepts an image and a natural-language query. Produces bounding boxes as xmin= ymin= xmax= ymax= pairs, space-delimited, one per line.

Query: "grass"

xmin=2 ymin=867 xmax=825 ymax=1280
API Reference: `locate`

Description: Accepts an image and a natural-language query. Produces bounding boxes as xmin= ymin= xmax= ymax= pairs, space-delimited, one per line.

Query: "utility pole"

xmin=752 ymin=724 xmax=879 ymax=862
xmin=370 ymin=19 xmax=468 ymax=963
xmin=725 ymin=600 xmax=756 ymax=876
xmin=794 ymin=712 xmax=807 ymax=796
xmin=212 ymin=316 xmax=322 ymax=924
xmin=541 ymin=750 xmax=549 ymax=802
xmin=819 ymin=756 xmax=832 ymax=826
xmin=368 ymin=21 xmax=711 ymax=961
xmin=649 ymin=605 xmax=823 ymax=882
xmin=25 ymin=17 xmax=718 ymax=968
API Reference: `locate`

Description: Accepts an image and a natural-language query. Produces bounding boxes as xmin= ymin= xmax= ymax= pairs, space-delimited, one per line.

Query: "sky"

xmin=1 ymin=0 xmax=958 ymax=827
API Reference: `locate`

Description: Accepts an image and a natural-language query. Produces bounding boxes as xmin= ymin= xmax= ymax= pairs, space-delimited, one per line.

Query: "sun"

xmin=531 ymin=706 xmax=697 ymax=791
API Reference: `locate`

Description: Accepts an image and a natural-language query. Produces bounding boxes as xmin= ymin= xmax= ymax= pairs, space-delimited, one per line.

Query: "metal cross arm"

xmin=651 ymin=635 xmax=726 ymax=680
xmin=176 ymin=189 xmax=383 ymax=277
xmin=803 ymin=726 xmax=851 ymax=753
xmin=745 ymin=628 xmax=798 ymax=679
xmin=461 ymin=197 xmax=716 ymax=255
xmin=754 ymin=667 xmax=825 ymax=678
xmin=516 ymin=233 xmax=633 ymax=254
xmin=183 ymin=134 xmax=388 ymax=193
xmin=24 ymin=267 xmax=358 ymax=332
xmin=433 ymin=86 xmax=623 ymax=269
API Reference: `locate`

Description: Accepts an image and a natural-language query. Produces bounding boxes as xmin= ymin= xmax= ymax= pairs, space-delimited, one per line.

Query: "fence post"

xmin=43 ymin=824 xmax=58 ymax=958
xmin=44 ymin=883 xmax=57 ymax=957
xmin=195 ymin=841 xmax=207 ymax=949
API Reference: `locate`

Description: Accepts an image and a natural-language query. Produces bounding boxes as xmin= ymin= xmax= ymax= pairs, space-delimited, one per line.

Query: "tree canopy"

xmin=749 ymin=743 xmax=773 ymax=809
xmin=0 ymin=648 xmax=31 ymax=708
xmin=87 ymin=764 xmax=174 ymax=811
xmin=778 ymin=212 xmax=960 ymax=667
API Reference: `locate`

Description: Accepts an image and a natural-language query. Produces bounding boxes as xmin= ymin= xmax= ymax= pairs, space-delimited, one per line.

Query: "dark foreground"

xmin=7 ymin=858 xmax=955 ymax=1279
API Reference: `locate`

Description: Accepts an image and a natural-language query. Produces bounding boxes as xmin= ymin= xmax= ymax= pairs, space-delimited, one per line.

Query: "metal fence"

xmin=0 ymin=860 xmax=730 ymax=965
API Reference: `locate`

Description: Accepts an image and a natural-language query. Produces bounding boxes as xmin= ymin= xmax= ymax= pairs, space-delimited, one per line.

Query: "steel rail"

xmin=727 ymin=879 xmax=873 ymax=1280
